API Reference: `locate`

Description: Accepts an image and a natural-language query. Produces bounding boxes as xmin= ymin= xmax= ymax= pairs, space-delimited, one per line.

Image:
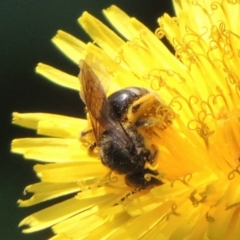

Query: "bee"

xmin=79 ymin=60 xmax=162 ymax=189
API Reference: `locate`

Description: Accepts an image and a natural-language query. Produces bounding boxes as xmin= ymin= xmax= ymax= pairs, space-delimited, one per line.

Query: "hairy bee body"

xmin=79 ymin=60 xmax=162 ymax=189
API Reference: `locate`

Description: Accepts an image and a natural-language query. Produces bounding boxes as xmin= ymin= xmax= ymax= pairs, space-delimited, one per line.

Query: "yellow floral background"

xmin=4 ymin=0 xmax=240 ymax=239
xmin=2 ymin=2 xmax=172 ymax=239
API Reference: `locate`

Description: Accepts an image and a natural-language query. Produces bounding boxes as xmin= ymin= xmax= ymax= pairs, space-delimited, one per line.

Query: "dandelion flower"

xmin=12 ymin=0 xmax=240 ymax=239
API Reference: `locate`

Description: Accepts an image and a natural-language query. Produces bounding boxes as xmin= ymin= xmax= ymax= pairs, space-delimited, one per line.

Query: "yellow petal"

xmin=18 ymin=182 xmax=81 ymax=206
xmin=12 ymin=112 xmax=86 ymax=138
xmin=19 ymin=198 xmax=100 ymax=233
xmin=36 ymin=63 xmax=79 ymax=90
xmin=78 ymin=11 xmax=125 ymax=58
xmin=11 ymin=138 xmax=92 ymax=162
xmin=34 ymin=162 xmax=107 ymax=182
xmin=52 ymin=30 xmax=86 ymax=64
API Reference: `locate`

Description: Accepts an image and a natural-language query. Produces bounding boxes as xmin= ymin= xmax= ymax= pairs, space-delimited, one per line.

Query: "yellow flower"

xmin=12 ymin=0 xmax=240 ymax=239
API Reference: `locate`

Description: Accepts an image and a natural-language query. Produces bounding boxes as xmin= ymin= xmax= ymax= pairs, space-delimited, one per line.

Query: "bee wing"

xmin=79 ymin=54 xmax=110 ymax=104
xmin=79 ymin=60 xmax=130 ymax=144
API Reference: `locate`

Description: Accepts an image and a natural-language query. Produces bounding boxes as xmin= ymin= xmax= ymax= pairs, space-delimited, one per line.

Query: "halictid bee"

xmin=79 ymin=60 xmax=162 ymax=189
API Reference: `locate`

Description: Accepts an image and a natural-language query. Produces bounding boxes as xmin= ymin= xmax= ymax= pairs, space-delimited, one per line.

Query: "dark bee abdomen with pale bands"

xmin=99 ymin=133 xmax=145 ymax=174
xmin=99 ymin=126 xmax=148 ymax=174
xmin=108 ymin=87 xmax=149 ymax=119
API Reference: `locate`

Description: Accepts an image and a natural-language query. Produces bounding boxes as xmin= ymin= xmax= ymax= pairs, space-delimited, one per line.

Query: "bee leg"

xmin=80 ymin=129 xmax=97 ymax=154
xmin=141 ymin=144 xmax=158 ymax=165
xmin=88 ymin=141 xmax=97 ymax=153
xmin=80 ymin=129 xmax=93 ymax=137
xmin=125 ymin=168 xmax=162 ymax=189
xmin=149 ymin=145 xmax=158 ymax=163
xmin=135 ymin=118 xmax=156 ymax=128
xmin=127 ymin=93 xmax=159 ymax=123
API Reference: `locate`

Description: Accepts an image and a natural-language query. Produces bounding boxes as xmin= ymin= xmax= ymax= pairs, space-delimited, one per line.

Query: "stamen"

xmin=165 ymin=203 xmax=180 ymax=220
xmin=145 ymin=162 xmax=159 ymax=171
xmin=183 ymin=26 xmax=200 ymax=40
xmin=201 ymin=100 xmax=214 ymax=117
xmin=99 ymin=171 xmax=118 ymax=185
xmin=108 ymin=171 xmax=118 ymax=183
xmin=235 ymin=84 xmax=240 ymax=99
xmin=155 ymin=27 xmax=165 ymax=39
xmin=170 ymin=17 xmax=179 ymax=28
xmin=189 ymin=189 xmax=207 ymax=207
xmin=227 ymin=71 xmax=238 ymax=85
xmin=191 ymin=1 xmax=206 ymax=11
xmin=210 ymin=2 xmax=222 ymax=13
xmin=114 ymin=55 xmax=122 ymax=65
xmin=77 ymin=179 xmax=94 ymax=191
xmin=144 ymin=172 xmax=163 ymax=183
xmin=228 ymin=163 xmax=240 ymax=180
xmin=213 ymin=86 xmax=229 ymax=108
xmin=144 ymin=69 xmax=166 ymax=90
xmin=174 ymin=39 xmax=183 ymax=60
xmin=206 ymin=211 xmax=215 ymax=222
xmin=147 ymin=68 xmax=186 ymax=90
xmin=226 ymin=202 xmax=240 ymax=210
xmin=87 ymin=171 xmax=119 ymax=191
xmin=188 ymin=113 xmax=215 ymax=146
xmin=171 ymin=173 xmax=192 ymax=187
xmin=128 ymin=38 xmax=147 ymax=51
